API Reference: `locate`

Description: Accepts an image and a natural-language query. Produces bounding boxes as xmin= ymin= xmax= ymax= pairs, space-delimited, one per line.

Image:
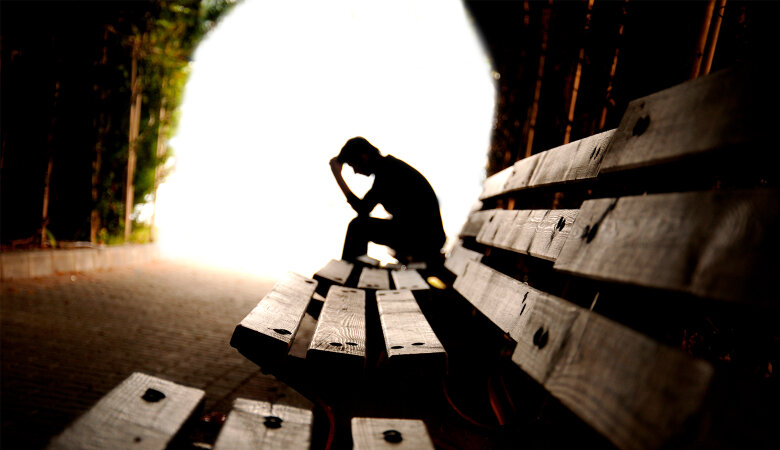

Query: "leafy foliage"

xmin=0 ymin=0 xmax=237 ymax=247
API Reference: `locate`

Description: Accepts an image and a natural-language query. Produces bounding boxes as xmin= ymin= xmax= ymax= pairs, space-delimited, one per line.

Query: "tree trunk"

xmin=125 ymin=36 xmax=142 ymax=242
xmin=524 ymin=0 xmax=553 ymax=158
xmin=150 ymin=78 xmax=168 ymax=242
xmin=564 ymin=0 xmax=595 ymax=144
xmin=41 ymin=81 xmax=60 ymax=247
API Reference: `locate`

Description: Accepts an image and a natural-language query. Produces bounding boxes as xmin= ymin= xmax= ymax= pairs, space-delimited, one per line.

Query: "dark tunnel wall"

xmin=463 ymin=0 xmax=778 ymax=175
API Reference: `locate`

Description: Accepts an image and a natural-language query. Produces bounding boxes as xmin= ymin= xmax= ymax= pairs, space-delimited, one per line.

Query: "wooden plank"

xmin=357 ymin=267 xmax=390 ymax=290
xmin=600 ymin=64 xmax=767 ymax=173
xmin=48 ymin=372 xmax=204 ymax=450
xmin=554 ymin=189 xmax=779 ymax=304
xmin=307 ymin=286 xmax=366 ymax=368
xmin=514 ymin=309 xmax=714 ymax=450
xmin=475 ymin=209 xmax=518 ymax=249
xmin=477 ymin=209 xmax=578 ymax=262
xmin=453 ymin=261 xmax=536 ymax=342
xmin=213 ymin=398 xmax=313 ymax=450
xmin=230 ymin=273 xmax=318 ymax=359
xmin=443 ymin=241 xmax=483 ymax=277
xmin=479 ymin=165 xmax=513 ymax=200
xmin=313 ymin=259 xmax=354 ymax=285
xmin=376 ymin=290 xmax=444 ymax=360
xmin=351 ymin=417 xmax=435 ymax=450
xmin=390 ymin=270 xmax=429 ymax=290
xmin=512 ymin=130 xmax=615 ymax=192
xmin=479 ymin=130 xmax=615 ymax=199
xmin=459 ymin=210 xmax=492 ymax=238
xmin=357 ymin=255 xmax=382 ymax=267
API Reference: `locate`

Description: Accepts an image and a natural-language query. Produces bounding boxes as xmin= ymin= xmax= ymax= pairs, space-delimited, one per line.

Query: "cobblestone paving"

xmin=1 ymin=259 xmax=309 ymax=449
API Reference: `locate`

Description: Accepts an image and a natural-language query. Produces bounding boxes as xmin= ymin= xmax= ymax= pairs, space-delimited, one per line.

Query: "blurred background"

xmin=2 ymin=0 xmax=775 ymax=279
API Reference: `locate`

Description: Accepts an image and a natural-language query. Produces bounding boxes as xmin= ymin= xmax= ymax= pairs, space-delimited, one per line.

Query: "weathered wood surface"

xmin=213 ymin=398 xmax=313 ymax=450
xmin=454 ymin=261 xmax=545 ymax=343
xmin=479 ymin=165 xmax=513 ymax=200
xmin=514 ymin=308 xmax=714 ymax=450
xmin=48 ymin=372 xmax=204 ymax=450
xmin=230 ymin=272 xmax=317 ymax=357
xmin=459 ymin=210 xmax=492 ymax=238
xmin=443 ymin=241 xmax=483 ymax=277
xmin=554 ymin=189 xmax=779 ymax=304
xmin=376 ymin=290 xmax=445 ymax=360
xmin=358 ymin=267 xmax=390 ymax=290
xmin=390 ymin=270 xmax=429 ymax=291
xmin=314 ymin=259 xmax=354 ymax=285
xmin=351 ymin=417 xmax=435 ymax=450
xmin=476 ymin=209 xmax=578 ymax=261
xmin=600 ymin=65 xmax=767 ymax=173
xmin=307 ymin=286 xmax=366 ymax=366
xmin=480 ymin=130 xmax=615 ymax=200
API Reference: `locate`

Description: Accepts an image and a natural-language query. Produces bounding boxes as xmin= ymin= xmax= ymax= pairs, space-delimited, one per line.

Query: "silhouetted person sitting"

xmin=330 ymin=137 xmax=446 ymax=268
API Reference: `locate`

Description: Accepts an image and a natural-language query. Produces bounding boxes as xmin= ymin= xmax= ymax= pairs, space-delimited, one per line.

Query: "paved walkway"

xmin=1 ymin=259 xmax=309 ymax=449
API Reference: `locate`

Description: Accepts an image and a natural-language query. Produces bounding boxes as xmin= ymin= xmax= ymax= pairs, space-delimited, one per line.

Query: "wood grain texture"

xmin=517 ymin=309 xmax=714 ymax=450
xmin=479 ymin=129 xmax=615 ymax=200
xmin=459 ymin=210 xmax=492 ymax=238
xmin=454 ymin=261 xmax=539 ymax=342
xmin=358 ymin=267 xmax=391 ymax=290
xmin=376 ymin=290 xmax=445 ymax=359
xmin=307 ymin=286 xmax=366 ymax=363
xmin=477 ymin=209 xmax=578 ymax=261
xmin=351 ymin=417 xmax=435 ymax=450
xmin=314 ymin=259 xmax=354 ymax=285
xmin=600 ymin=65 xmax=765 ymax=173
xmin=479 ymin=165 xmax=513 ymax=200
xmin=48 ymin=372 xmax=204 ymax=450
xmin=443 ymin=241 xmax=483 ymax=277
xmin=554 ymin=189 xmax=779 ymax=304
xmin=213 ymin=398 xmax=313 ymax=450
xmin=231 ymin=272 xmax=318 ymax=357
xmin=390 ymin=270 xmax=429 ymax=290
xmin=505 ymin=129 xmax=615 ymax=193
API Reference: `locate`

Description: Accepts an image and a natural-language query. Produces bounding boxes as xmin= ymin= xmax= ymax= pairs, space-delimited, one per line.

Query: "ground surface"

xmin=0 ymin=259 xmax=309 ymax=449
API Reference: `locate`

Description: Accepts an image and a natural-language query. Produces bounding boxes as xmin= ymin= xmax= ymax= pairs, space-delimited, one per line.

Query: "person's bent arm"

xmin=330 ymin=157 xmax=361 ymax=211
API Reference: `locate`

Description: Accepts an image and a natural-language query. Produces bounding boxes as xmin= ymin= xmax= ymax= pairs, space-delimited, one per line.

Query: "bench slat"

xmin=390 ymin=270 xmax=429 ymax=290
xmin=351 ymin=417 xmax=435 ymax=449
xmin=601 ymin=65 xmax=766 ymax=173
xmin=376 ymin=290 xmax=444 ymax=360
xmin=459 ymin=210 xmax=492 ymax=238
xmin=307 ymin=286 xmax=366 ymax=367
xmin=480 ymin=129 xmax=615 ymax=200
xmin=477 ymin=209 xmax=578 ymax=261
xmin=453 ymin=261 xmax=536 ymax=342
xmin=518 ymin=309 xmax=714 ymax=450
xmin=443 ymin=241 xmax=483 ymax=278
xmin=213 ymin=398 xmax=313 ymax=450
xmin=49 ymin=372 xmax=205 ymax=450
xmin=230 ymin=273 xmax=317 ymax=359
xmin=358 ymin=267 xmax=391 ymax=290
xmin=554 ymin=189 xmax=779 ymax=304
xmin=314 ymin=259 xmax=354 ymax=285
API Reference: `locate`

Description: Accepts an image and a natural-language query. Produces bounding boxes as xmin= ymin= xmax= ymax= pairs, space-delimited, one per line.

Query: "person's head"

xmin=337 ymin=137 xmax=381 ymax=175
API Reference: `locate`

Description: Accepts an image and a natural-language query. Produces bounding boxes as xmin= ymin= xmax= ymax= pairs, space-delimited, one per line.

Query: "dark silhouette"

xmin=330 ymin=137 xmax=446 ymax=267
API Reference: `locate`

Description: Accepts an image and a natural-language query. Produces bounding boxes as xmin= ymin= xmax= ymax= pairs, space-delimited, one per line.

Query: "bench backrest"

xmin=445 ymin=63 xmax=776 ymax=450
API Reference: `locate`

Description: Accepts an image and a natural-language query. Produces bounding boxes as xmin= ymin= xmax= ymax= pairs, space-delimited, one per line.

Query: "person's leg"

xmin=341 ymin=216 xmax=397 ymax=261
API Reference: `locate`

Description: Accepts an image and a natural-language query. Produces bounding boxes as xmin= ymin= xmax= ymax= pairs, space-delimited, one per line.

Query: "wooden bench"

xmin=50 ymin=63 xmax=775 ymax=449
xmin=229 ymin=62 xmax=776 ymax=449
xmin=437 ymin=62 xmax=777 ymax=449
xmin=48 ymin=372 xmax=206 ymax=450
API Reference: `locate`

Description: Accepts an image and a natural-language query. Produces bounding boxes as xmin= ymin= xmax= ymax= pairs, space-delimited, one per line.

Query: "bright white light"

xmin=156 ymin=0 xmax=495 ymax=279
